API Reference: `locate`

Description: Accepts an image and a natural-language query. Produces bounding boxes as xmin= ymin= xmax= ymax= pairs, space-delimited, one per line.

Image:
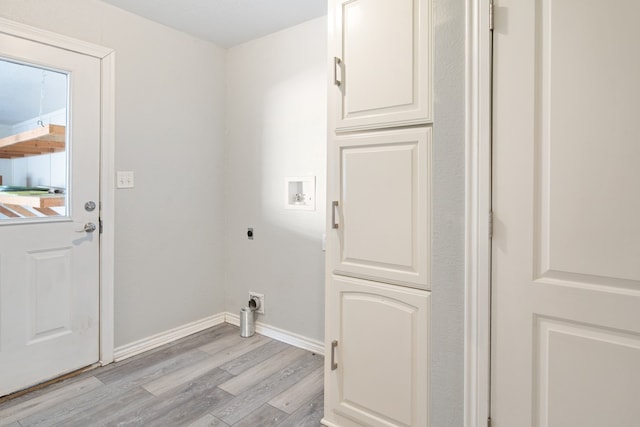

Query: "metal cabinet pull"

xmin=331 ymin=201 xmax=339 ymax=229
xmin=331 ymin=340 xmax=338 ymax=370
xmin=334 ymin=57 xmax=342 ymax=86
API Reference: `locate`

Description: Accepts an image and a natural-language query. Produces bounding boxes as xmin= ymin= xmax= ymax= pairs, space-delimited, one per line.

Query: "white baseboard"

xmin=113 ymin=313 xmax=226 ymax=361
xmin=113 ymin=312 xmax=324 ymax=362
xmin=225 ymin=312 xmax=324 ymax=356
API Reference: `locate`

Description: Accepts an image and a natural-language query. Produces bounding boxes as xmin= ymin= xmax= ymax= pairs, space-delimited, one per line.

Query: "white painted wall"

xmin=224 ymin=17 xmax=327 ymax=342
xmin=0 ymin=158 xmax=10 ymax=185
xmin=0 ymin=124 xmax=10 ymax=137
xmin=0 ymin=0 xmax=228 ymax=347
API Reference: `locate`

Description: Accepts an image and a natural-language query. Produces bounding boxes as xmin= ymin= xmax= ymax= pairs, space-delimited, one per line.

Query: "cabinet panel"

xmin=324 ymin=275 xmax=430 ymax=427
xmin=328 ymin=127 xmax=431 ymax=288
xmin=330 ymin=0 xmax=432 ymax=132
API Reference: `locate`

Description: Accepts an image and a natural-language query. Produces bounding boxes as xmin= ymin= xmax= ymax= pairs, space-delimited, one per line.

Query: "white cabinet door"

xmin=329 ymin=0 xmax=432 ymax=132
xmin=327 ymin=127 xmax=431 ymax=288
xmin=324 ymin=275 xmax=430 ymax=427
xmin=492 ymin=0 xmax=640 ymax=425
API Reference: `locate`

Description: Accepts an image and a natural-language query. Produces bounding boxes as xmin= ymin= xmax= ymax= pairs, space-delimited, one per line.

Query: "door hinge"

xmin=488 ymin=417 xmax=492 ymax=427
xmin=99 ymin=217 xmax=103 ymax=234
xmin=488 ymin=211 xmax=493 ymax=239
xmin=489 ymin=0 xmax=495 ymax=31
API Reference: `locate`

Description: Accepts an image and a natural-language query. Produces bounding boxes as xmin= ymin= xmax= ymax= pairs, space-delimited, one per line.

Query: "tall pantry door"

xmin=0 ymin=31 xmax=101 ymax=396
xmin=324 ymin=0 xmax=433 ymax=426
xmin=491 ymin=0 xmax=640 ymax=425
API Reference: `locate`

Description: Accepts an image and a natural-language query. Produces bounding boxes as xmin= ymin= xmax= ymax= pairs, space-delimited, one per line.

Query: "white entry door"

xmin=491 ymin=0 xmax=640 ymax=425
xmin=0 ymin=33 xmax=101 ymax=396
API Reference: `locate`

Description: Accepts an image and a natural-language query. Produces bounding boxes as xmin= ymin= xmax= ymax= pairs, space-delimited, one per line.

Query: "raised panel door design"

xmin=535 ymin=318 xmax=640 ymax=426
xmin=329 ymin=0 xmax=432 ymax=132
xmin=324 ymin=275 xmax=430 ymax=427
xmin=328 ymin=127 xmax=431 ymax=288
xmin=492 ymin=0 xmax=640 ymax=425
xmin=27 ymin=248 xmax=73 ymax=343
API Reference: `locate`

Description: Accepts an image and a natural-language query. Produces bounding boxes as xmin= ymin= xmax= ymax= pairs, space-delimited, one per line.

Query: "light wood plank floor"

xmin=0 ymin=324 xmax=324 ymax=427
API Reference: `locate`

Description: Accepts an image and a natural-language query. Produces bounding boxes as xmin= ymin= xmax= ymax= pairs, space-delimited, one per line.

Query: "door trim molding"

xmin=99 ymin=50 xmax=116 ymax=365
xmin=0 ymin=17 xmax=116 ymax=365
xmin=464 ymin=1 xmax=491 ymax=426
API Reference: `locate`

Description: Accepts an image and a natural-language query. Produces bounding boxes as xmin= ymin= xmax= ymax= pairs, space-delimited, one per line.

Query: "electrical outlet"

xmin=249 ymin=292 xmax=264 ymax=314
xmin=117 ymin=171 xmax=135 ymax=188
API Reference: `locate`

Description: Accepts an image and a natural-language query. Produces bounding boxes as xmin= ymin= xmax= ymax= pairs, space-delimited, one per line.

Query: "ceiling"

xmin=99 ymin=0 xmax=327 ymax=48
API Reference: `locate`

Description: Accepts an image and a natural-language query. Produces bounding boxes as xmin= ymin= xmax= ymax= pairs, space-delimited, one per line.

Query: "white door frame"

xmin=0 ymin=18 xmax=116 ymax=365
xmin=464 ymin=0 xmax=492 ymax=426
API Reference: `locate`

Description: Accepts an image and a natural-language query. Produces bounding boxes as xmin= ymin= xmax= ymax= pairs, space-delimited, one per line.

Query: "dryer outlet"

xmin=248 ymin=292 xmax=264 ymax=314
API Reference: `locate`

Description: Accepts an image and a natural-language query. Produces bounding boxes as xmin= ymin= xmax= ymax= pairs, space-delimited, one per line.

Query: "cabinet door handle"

xmin=334 ymin=57 xmax=342 ymax=86
xmin=331 ymin=201 xmax=339 ymax=229
xmin=331 ymin=340 xmax=338 ymax=370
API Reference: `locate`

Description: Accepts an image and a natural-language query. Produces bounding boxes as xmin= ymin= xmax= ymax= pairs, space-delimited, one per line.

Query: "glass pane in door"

xmin=0 ymin=58 xmax=68 ymax=220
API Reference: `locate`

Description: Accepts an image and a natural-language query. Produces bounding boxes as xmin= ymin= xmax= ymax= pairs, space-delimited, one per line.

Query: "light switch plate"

xmin=117 ymin=171 xmax=134 ymax=188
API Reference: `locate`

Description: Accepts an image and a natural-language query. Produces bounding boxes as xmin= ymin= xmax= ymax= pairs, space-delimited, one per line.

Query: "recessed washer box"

xmin=285 ymin=176 xmax=315 ymax=211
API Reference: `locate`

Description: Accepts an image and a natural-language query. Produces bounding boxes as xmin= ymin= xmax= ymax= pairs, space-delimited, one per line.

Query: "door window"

xmin=0 ymin=59 xmax=68 ymax=219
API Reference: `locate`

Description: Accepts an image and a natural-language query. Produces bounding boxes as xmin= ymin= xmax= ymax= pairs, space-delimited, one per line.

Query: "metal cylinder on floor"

xmin=239 ymin=306 xmax=255 ymax=337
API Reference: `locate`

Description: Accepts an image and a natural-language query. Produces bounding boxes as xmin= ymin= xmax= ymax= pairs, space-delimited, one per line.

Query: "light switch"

xmin=117 ymin=171 xmax=134 ymax=188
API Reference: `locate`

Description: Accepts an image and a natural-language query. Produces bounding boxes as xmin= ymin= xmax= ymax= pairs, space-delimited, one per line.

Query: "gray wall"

xmin=0 ymin=0 xmax=228 ymax=347
xmin=224 ymin=17 xmax=327 ymax=342
xmin=432 ymin=0 xmax=466 ymax=425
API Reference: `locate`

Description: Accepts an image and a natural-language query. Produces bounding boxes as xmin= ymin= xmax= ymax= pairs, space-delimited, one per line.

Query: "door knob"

xmin=77 ymin=222 xmax=97 ymax=233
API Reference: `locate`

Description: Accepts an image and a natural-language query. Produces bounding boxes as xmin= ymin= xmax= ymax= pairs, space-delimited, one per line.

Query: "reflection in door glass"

xmin=0 ymin=59 xmax=68 ymax=220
